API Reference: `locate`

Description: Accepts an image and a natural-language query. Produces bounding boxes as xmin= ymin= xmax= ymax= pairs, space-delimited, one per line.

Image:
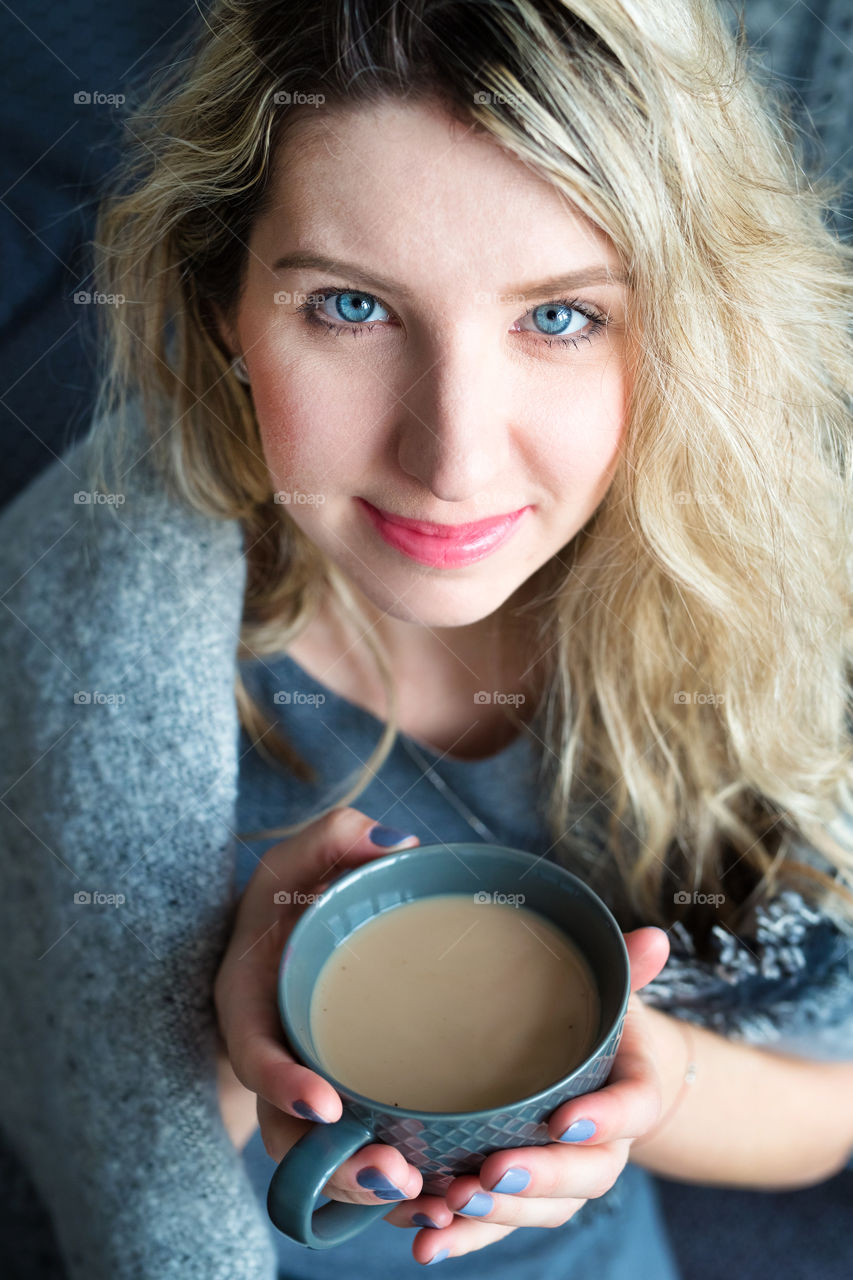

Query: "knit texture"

xmin=0 ymin=404 xmax=276 ymax=1278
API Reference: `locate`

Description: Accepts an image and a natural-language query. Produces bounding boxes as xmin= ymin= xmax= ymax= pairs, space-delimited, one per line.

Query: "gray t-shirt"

xmin=234 ymin=649 xmax=682 ymax=1278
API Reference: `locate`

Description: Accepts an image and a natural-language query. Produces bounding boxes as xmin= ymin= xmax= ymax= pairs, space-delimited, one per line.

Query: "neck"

xmin=341 ymin=572 xmax=543 ymax=698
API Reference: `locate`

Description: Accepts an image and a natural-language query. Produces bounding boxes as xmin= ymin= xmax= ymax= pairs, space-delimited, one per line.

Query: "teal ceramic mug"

xmin=266 ymin=843 xmax=630 ymax=1248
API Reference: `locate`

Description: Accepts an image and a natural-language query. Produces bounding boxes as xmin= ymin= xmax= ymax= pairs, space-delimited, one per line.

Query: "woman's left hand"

xmin=382 ymin=926 xmax=671 ymax=1266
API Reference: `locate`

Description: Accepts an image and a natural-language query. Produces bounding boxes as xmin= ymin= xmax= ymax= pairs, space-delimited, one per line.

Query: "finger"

xmin=257 ymin=1097 xmax=424 ymax=1206
xmin=623 ymin=927 xmax=670 ymax=993
xmin=381 ymin=1193 xmax=456 ymax=1231
xmin=388 ymin=1202 xmax=580 ymax=1263
xmin=216 ymin=954 xmax=343 ymax=1124
xmin=440 ymin=1134 xmax=628 ymax=1210
xmin=215 ymin=807 xmax=418 ymax=1122
xmin=545 ymin=997 xmax=662 ymax=1146
xmin=228 ymin=807 xmax=419 ymax=940
xmin=409 ymin=1219 xmax=518 ymax=1266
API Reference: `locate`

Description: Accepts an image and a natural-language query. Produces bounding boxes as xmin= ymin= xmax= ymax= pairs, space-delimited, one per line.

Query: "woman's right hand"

xmin=214 ymin=807 xmax=453 ymax=1217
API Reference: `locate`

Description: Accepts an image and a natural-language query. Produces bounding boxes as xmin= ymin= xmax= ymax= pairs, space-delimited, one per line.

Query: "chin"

xmin=349 ymin=573 xmax=516 ymax=630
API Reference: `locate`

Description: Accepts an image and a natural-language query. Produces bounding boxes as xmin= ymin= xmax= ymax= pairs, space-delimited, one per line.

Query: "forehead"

xmin=256 ymin=98 xmax=619 ymax=284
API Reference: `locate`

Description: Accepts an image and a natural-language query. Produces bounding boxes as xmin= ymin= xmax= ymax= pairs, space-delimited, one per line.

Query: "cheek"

xmin=533 ymin=362 xmax=627 ymax=501
xmin=249 ymin=354 xmax=378 ymax=486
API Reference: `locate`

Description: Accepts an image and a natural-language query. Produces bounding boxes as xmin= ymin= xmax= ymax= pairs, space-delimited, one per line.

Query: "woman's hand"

xmin=213 ymin=807 xmax=426 ymax=1205
xmin=380 ymin=927 xmax=671 ymax=1266
xmin=215 ymin=1027 xmax=260 ymax=1152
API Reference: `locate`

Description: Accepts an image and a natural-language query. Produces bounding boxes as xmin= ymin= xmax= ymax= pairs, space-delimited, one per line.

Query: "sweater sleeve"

xmin=0 ymin=420 xmax=277 ymax=1279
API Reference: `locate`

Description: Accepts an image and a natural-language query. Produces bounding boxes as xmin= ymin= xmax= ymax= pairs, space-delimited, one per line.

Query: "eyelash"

xmin=294 ymin=286 xmax=608 ymax=350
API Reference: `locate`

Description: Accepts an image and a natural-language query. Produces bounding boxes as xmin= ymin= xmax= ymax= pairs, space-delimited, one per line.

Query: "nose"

xmin=395 ymin=337 xmax=510 ymax=502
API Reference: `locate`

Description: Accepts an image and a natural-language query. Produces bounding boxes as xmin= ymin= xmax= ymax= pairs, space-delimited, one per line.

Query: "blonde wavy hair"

xmin=84 ymin=0 xmax=853 ymax=943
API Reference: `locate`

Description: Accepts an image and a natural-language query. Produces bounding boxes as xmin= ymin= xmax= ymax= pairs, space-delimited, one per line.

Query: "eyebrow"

xmin=271 ymin=251 xmax=628 ymax=300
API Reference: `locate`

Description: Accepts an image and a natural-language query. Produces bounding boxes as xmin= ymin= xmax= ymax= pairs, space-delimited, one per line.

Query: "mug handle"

xmin=267 ymin=1110 xmax=394 ymax=1248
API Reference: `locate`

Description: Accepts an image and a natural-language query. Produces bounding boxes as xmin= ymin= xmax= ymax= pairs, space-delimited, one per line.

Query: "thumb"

xmin=623 ymin=927 xmax=670 ymax=994
xmin=311 ymin=816 xmax=424 ymax=894
xmin=261 ymin=808 xmax=421 ymax=898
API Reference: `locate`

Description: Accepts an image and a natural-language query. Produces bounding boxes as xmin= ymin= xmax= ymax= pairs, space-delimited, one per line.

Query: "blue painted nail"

xmin=427 ymin=1247 xmax=450 ymax=1265
xmin=369 ymin=824 xmax=418 ymax=846
xmin=412 ymin=1212 xmax=440 ymax=1228
xmin=488 ymin=1166 xmax=530 ymax=1195
xmin=559 ymin=1118 xmax=597 ymax=1143
xmin=292 ymin=1099 xmax=331 ymax=1123
xmin=457 ymin=1191 xmax=493 ymax=1216
xmin=356 ymin=1166 xmax=405 ymax=1196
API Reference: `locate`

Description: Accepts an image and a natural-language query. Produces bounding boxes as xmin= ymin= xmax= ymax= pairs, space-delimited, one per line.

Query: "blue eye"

xmin=518 ymin=301 xmax=590 ymax=339
xmin=296 ymin=287 xmax=606 ymax=348
xmin=319 ymin=290 xmax=391 ymax=326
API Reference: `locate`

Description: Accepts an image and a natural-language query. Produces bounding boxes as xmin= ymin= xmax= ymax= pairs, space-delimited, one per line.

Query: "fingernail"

xmin=369 ymin=824 xmax=418 ymax=847
xmin=427 ymin=1248 xmax=450 ymax=1265
xmin=457 ymin=1191 xmax=493 ymax=1216
xmin=292 ymin=1099 xmax=331 ymax=1123
xmin=487 ymin=1166 xmax=530 ymax=1194
xmin=559 ymin=1118 xmax=597 ymax=1142
xmin=356 ymin=1166 xmax=406 ymax=1198
xmin=412 ymin=1212 xmax=440 ymax=1228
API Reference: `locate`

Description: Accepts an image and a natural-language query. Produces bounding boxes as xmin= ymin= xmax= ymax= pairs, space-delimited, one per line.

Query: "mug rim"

xmin=277 ymin=842 xmax=630 ymax=1120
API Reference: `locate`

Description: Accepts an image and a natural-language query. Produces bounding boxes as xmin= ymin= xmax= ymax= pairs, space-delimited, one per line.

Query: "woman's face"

xmin=223 ymin=98 xmax=629 ymax=629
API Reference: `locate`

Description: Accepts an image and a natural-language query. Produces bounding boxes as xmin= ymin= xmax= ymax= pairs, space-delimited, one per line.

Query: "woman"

xmin=2 ymin=0 xmax=853 ymax=1276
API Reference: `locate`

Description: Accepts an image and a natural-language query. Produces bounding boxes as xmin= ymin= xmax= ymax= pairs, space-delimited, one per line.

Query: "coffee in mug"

xmin=269 ymin=844 xmax=630 ymax=1249
xmin=309 ymin=892 xmax=600 ymax=1111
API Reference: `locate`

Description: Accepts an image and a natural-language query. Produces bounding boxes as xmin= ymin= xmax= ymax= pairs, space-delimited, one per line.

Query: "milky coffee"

xmin=308 ymin=893 xmax=601 ymax=1111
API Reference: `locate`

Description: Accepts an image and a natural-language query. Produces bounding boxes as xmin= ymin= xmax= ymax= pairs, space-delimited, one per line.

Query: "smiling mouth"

xmin=355 ymin=498 xmax=530 ymax=568
xmin=360 ymin=502 xmax=529 ymax=538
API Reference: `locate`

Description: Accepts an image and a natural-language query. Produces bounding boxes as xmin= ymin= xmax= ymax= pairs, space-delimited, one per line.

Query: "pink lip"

xmin=357 ymin=498 xmax=530 ymax=568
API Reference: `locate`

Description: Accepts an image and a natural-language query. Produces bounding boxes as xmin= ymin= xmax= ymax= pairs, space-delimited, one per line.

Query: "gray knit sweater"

xmin=0 ymin=406 xmax=275 ymax=1277
xmin=1 ymin=398 xmax=852 ymax=1279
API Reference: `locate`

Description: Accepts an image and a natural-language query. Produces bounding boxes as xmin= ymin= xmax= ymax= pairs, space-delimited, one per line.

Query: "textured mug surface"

xmin=266 ymin=843 xmax=630 ymax=1248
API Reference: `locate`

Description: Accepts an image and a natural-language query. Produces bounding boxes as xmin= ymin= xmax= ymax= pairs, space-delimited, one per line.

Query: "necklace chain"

xmin=398 ymin=735 xmax=501 ymax=843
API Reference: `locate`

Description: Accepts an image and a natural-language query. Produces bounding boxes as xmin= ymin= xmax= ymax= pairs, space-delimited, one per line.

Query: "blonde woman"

xmin=2 ymin=1 xmax=853 ymax=1277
